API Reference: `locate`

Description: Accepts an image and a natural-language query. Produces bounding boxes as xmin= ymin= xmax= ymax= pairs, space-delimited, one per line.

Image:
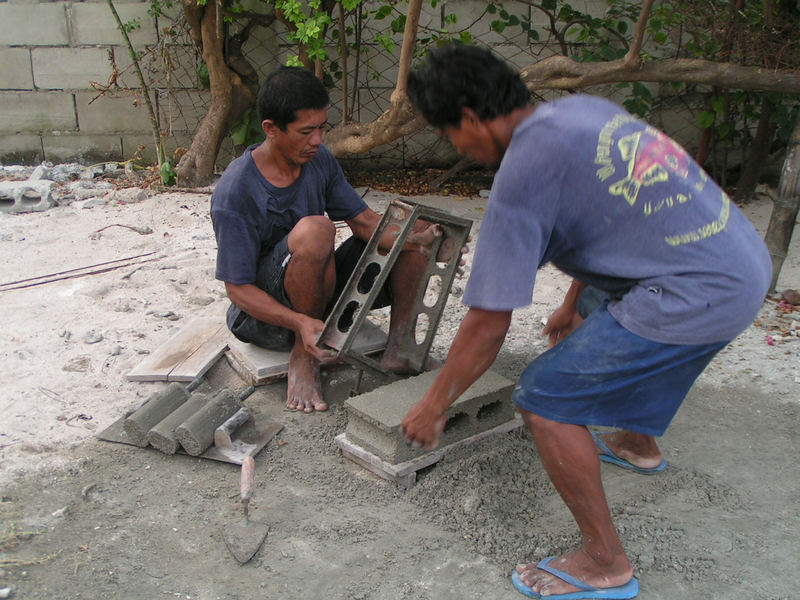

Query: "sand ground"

xmin=0 ymin=182 xmax=798 ymax=599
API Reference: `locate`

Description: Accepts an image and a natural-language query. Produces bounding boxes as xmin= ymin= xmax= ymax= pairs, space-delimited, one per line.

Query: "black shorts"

xmin=226 ymin=235 xmax=393 ymax=351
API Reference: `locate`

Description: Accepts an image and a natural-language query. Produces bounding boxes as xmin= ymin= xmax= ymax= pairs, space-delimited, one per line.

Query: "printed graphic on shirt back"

xmin=593 ymin=115 xmax=729 ymax=246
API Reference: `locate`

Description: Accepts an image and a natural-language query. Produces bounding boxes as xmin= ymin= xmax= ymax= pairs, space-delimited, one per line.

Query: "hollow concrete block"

xmin=0 ymin=180 xmax=54 ymax=214
xmin=344 ymin=368 xmax=516 ymax=464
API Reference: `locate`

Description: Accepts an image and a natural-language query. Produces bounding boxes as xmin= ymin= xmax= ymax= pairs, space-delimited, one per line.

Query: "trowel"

xmin=222 ymin=456 xmax=268 ymax=563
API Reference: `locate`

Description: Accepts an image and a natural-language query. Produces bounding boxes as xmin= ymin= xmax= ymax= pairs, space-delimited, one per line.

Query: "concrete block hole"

xmin=477 ymin=399 xmax=505 ymax=421
xmin=443 ymin=412 xmax=469 ymax=434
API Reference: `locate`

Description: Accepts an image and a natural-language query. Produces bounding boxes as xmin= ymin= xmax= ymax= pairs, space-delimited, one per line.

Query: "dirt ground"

xmin=1 ymin=173 xmax=798 ymax=600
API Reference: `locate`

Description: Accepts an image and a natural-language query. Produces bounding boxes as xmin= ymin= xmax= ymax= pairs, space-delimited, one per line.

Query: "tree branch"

xmin=520 ymin=55 xmax=800 ymax=93
xmin=624 ymin=0 xmax=654 ymax=66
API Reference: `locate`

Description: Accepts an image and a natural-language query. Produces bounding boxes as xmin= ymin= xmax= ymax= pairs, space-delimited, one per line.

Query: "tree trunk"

xmin=734 ymin=96 xmax=775 ymax=204
xmin=176 ymin=0 xmax=259 ymax=187
xmin=325 ymin=0 xmax=424 ymax=156
xmin=764 ymin=113 xmax=800 ymax=291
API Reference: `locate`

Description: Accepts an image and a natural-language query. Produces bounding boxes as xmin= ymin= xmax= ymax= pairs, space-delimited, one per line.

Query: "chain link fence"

xmin=137 ymin=1 xmax=707 ymax=172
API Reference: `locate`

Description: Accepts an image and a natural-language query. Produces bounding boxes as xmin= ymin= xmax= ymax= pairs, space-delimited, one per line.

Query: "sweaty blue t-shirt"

xmin=211 ymin=144 xmax=366 ymax=285
xmin=463 ymin=95 xmax=771 ymax=345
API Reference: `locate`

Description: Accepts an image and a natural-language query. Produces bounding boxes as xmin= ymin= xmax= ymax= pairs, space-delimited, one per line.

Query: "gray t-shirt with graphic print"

xmin=211 ymin=143 xmax=366 ymax=286
xmin=463 ymin=95 xmax=771 ymax=345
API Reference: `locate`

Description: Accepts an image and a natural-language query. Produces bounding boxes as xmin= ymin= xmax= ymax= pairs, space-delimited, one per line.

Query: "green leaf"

xmin=374 ymin=5 xmax=392 ymax=19
xmin=632 ymin=81 xmax=653 ymax=100
xmin=486 ymin=4 xmax=497 ymax=14
xmin=159 ymin=160 xmax=177 ymax=186
xmin=391 ymin=15 xmax=406 ymax=32
xmin=230 ymin=121 xmax=248 ymax=146
xmin=542 ymin=0 xmax=556 ymax=10
xmin=490 ymin=20 xmax=506 ymax=33
xmin=459 ymin=31 xmax=472 ymax=44
xmin=698 ymin=111 xmax=715 ymax=129
xmin=711 ymin=95 xmax=725 ymax=115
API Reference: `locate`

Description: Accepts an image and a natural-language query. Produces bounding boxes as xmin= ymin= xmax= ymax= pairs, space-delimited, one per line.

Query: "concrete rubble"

xmin=0 ymin=161 xmax=149 ymax=214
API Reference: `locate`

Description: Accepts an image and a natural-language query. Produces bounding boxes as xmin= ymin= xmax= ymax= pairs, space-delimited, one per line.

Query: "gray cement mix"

xmin=1 ymin=186 xmax=799 ymax=600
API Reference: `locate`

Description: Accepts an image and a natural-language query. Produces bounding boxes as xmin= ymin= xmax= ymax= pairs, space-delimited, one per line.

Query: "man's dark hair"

xmin=257 ymin=66 xmax=329 ymax=130
xmin=407 ymin=44 xmax=530 ymax=129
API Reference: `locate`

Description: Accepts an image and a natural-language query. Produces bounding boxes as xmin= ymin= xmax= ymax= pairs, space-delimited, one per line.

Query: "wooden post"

xmin=764 ymin=114 xmax=800 ymax=291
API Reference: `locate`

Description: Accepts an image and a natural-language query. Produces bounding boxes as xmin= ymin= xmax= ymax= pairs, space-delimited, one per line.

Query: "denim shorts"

xmin=512 ymin=303 xmax=728 ymax=436
xmin=227 ymin=235 xmax=393 ymax=351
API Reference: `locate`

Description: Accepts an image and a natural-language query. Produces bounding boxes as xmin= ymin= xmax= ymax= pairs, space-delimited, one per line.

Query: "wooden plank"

xmin=335 ymin=417 xmax=523 ymax=489
xmin=127 ymin=317 xmax=228 ymax=382
xmin=226 ymin=321 xmax=388 ymax=385
xmin=167 ymin=323 xmax=231 ymax=382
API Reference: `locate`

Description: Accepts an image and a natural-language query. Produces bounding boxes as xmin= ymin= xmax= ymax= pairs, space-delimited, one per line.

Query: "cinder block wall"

xmin=0 ymin=0 xmax=203 ymax=165
xmin=1 ymin=0 xmax=639 ymax=169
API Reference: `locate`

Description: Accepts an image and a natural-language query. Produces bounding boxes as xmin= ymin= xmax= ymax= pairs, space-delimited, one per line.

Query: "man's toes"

xmin=313 ymin=400 xmax=328 ymax=412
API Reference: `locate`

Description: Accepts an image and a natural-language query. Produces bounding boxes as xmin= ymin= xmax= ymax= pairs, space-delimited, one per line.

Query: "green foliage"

xmin=159 ymin=159 xmax=177 ymax=185
xmin=275 ymin=0 xmax=335 ymax=63
xmin=196 ymin=61 xmax=210 ymax=90
xmin=123 ymin=17 xmax=142 ymax=32
xmin=147 ymin=0 xmax=172 ymax=19
xmin=230 ymin=108 xmax=265 ymax=148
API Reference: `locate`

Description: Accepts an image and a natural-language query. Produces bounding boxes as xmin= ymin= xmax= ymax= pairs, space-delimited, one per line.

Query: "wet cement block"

xmin=344 ymin=368 xmax=516 ymax=464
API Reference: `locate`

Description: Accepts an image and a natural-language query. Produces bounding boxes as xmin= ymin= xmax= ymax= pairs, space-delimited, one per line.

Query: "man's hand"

xmin=401 ymin=400 xmax=447 ymax=450
xmin=542 ymin=304 xmax=584 ymax=348
xmin=297 ymin=315 xmax=338 ymax=362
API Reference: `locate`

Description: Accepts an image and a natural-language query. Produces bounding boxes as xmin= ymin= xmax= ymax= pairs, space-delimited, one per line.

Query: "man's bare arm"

xmin=402 ymin=307 xmax=512 ymax=449
xmin=346 ymin=207 xmax=467 ymax=264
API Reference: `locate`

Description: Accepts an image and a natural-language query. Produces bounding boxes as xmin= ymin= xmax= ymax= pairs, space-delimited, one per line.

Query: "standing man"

xmin=402 ymin=45 xmax=770 ymax=599
xmin=211 ymin=66 xmax=436 ymax=414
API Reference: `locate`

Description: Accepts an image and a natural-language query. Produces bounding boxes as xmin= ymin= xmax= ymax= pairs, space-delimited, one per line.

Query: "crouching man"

xmin=212 ymin=66 xmax=440 ymax=413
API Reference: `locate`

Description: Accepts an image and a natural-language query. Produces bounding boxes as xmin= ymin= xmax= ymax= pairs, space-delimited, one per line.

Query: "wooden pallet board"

xmin=127 ymin=317 xmax=231 ymax=382
xmin=226 ymin=320 xmax=388 ymax=385
xmin=335 ymin=417 xmax=523 ymax=489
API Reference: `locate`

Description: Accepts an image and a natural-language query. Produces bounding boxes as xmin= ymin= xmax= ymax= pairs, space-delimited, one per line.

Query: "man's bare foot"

xmin=515 ymin=550 xmax=634 ymax=597
xmin=287 ymin=346 xmax=328 ymax=413
xmin=594 ymin=430 xmax=664 ymax=470
xmin=380 ymin=352 xmax=442 ymax=374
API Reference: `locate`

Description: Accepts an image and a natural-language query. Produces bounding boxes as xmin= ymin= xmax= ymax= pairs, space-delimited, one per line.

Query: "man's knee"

xmin=519 ymin=408 xmax=561 ymax=436
xmin=289 ymin=216 xmax=336 ymax=259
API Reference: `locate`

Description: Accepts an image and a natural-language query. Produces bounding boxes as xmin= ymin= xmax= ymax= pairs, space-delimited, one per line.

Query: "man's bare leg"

xmin=594 ymin=430 xmax=664 ymax=470
xmin=515 ymin=409 xmax=634 ymax=596
xmin=284 ymin=216 xmax=336 ymax=413
xmin=380 ymin=248 xmax=442 ymax=373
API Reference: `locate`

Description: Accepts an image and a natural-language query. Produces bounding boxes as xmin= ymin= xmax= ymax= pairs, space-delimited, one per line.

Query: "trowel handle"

xmin=240 ymin=455 xmax=255 ymax=502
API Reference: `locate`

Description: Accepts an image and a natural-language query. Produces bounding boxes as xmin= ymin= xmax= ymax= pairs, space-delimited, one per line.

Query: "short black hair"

xmin=257 ymin=66 xmax=329 ymax=130
xmin=407 ymin=44 xmax=530 ymax=129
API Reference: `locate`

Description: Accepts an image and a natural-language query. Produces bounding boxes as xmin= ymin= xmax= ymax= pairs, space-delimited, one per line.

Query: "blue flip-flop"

xmin=591 ymin=431 xmax=666 ymax=474
xmin=511 ymin=557 xmax=639 ymax=599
